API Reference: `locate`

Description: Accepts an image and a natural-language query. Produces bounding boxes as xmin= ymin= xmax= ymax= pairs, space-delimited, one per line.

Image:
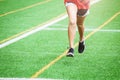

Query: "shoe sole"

xmin=66 ymin=53 xmax=74 ymax=57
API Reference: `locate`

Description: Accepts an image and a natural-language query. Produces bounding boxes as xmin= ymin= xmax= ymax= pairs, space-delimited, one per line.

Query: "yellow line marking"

xmin=85 ymin=12 xmax=120 ymax=40
xmin=0 ymin=0 xmax=51 ymax=17
xmin=31 ymin=11 xmax=120 ymax=78
xmin=31 ymin=50 xmax=68 ymax=78
xmin=0 ymin=12 xmax=67 ymax=44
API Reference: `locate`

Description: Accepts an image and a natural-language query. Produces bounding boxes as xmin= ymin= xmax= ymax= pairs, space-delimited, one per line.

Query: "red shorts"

xmin=64 ymin=0 xmax=90 ymax=9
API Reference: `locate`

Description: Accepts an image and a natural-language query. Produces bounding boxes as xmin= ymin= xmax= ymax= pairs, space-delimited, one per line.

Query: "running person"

xmin=64 ymin=0 xmax=90 ymax=57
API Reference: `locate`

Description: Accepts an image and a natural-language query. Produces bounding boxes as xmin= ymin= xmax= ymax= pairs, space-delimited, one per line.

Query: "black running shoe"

xmin=78 ymin=41 xmax=85 ymax=53
xmin=66 ymin=48 xmax=74 ymax=57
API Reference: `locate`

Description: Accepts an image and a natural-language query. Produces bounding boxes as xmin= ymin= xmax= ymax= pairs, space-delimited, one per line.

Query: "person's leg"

xmin=77 ymin=15 xmax=86 ymax=53
xmin=77 ymin=16 xmax=86 ymax=42
xmin=77 ymin=9 xmax=89 ymax=53
xmin=77 ymin=9 xmax=89 ymax=42
xmin=66 ymin=3 xmax=77 ymax=49
xmin=65 ymin=3 xmax=77 ymax=57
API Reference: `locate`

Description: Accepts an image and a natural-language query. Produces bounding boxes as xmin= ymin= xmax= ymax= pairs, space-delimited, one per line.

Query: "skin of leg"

xmin=77 ymin=16 xmax=86 ymax=42
xmin=66 ymin=3 xmax=77 ymax=48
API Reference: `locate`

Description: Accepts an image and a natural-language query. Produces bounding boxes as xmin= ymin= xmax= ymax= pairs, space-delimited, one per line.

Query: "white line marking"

xmin=86 ymin=28 xmax=120 ymax=32
xmin=0 ymin=0 xmax=101 ymax=49
xmin=44 ymin=27 xmax=68 ymax=31
xmin=44 ymin=27 xmax=120 ymax=32
xmin=0 ymin=15 xmax=67 ymax=48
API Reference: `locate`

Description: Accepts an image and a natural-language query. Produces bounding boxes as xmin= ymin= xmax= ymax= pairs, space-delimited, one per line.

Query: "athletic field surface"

xmin=0 ymin=0 xmax=120 ymax=80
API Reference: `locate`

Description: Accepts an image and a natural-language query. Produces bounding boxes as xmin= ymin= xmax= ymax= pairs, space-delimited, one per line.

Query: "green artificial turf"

xmin=0 ymin=0 xmax=120 ymax=79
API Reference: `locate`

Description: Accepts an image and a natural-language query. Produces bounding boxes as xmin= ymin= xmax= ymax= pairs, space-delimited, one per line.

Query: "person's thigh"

xmin=65 ymin=3 xmax=78 ymax=23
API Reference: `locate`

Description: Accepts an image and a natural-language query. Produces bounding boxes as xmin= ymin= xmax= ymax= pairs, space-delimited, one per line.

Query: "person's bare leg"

xmin=77 ymin=16 xmax=86 ymax=53
xmin=77 ymin=16 xmax=86 ymax=42
xmin=66 ymin=4 xmax=77 ymax=48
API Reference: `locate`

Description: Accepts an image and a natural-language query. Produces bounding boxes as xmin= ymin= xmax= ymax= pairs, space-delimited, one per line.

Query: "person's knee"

xmin=69 ymin=19 xmax=76 ymax=26
xmin=77 ymin=16 xmax=85 ymax=27
xmin=77 ymin=24 xmax=84 ymax=27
